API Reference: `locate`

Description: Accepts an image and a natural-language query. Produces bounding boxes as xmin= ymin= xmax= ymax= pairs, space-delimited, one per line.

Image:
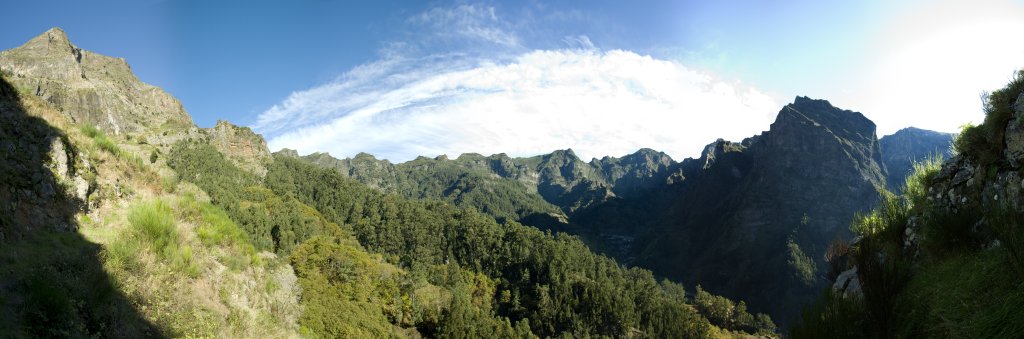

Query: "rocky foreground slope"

xmin=799 ymin=71 xmax=1024 ymax=338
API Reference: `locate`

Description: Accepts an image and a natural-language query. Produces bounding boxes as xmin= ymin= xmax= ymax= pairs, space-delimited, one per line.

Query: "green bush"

xmin=986 ymin=203 xmax=1024 ymax=280
xmin=94 ymin=133 xmax=119 ymax=155
xmin=789 ymin=289 xmax=867 ymax=338
xmin=787 ymin=237 xmax=817 ymax=286
xmin=955 ymin=70 xmax=1024 ymax=166
xmin=126 ymin=199 xmax=197 ymax=276
xmin=79 ymin=124 xmax=100 ymax=138
xmin=897 ymin=248 xmax=1024 ymax=337
xmin=919 ymin=208 xmax=982 ymax=258
xmin=129 ymin=200 xmax=177 ymax=251
xmin=850 ymin=190 xmax=913 ymax=336
xmin=105 ymin=233 xmax=142 ymax=273
xmin=903 ymin=154 xmax=943 ymax=210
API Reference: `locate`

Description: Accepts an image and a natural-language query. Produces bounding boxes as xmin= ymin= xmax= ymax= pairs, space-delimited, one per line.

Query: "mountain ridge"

xmin=283 ymin=95 xmax=953 ymax=325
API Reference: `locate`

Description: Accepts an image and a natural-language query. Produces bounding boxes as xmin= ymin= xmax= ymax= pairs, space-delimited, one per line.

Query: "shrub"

xmin=105 ymin=232 xmax=143 ymax=274
xmin=79 ymin=124 xmax=100 ymax=138
xmin=126 ymin=199 xmax=197 ymax=276
xmin=149 ymin=150 xmax=158 ymax=164
xmin=955 ymin=70 xmax=1024 ymax=166
xmin=787 ymin=237 xmax=817 ymax=286
xmin=161 ymin=174 xmax=178 ymax=193
xmin=129 ymin=200 xmax=178 ymax=251
xmin=824 ymin=237 xmax=850 ymax=282
xmin=919 ymin=208 xmax=982 ymax=258
xmin=849 ymin=190 xmax=912 ymax=336
xmin=986 ymin=203 xmax=1024 ymax=280
xmin=903 ymin=154 xmax=943 ymax=210
xmin=789 ymin=289 xmax=867 ymax=338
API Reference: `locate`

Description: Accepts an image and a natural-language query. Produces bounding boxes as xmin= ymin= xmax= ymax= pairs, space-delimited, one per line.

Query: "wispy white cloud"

xmin=408 ymin=4 xmax=521 ymax=47
xmin=256 ymin=48 xmax=778 ymax=162
xmin=253 ymin=2 xmax=781 ymax=162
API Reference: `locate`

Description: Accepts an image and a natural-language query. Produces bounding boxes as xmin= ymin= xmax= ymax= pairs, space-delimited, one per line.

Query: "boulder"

xmin=832 ymin=267 xmax=863 ymax=299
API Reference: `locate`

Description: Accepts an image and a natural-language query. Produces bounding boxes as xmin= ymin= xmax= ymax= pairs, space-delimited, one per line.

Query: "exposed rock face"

xmin=930 ymin=92 xmax=1024 ymax=217
xmin=206 ymin=120 xmax=271 ymax=177
xmin=832 ymin=267 xmax=862 ymax=299
xmin=1003 ymin=92 xmax=1024 ymax=167
xmin=629 ymin=97 xmax=887 ymax=324
xmin=880 ymin=127 xmax=954 ymax=190
xmin=591 ymin=148 xmax=675 ymax=199
xmin=0 ymin=73 xmax=94 ymax=235
xmin=0 ymin=28 xmax=194 ymax=137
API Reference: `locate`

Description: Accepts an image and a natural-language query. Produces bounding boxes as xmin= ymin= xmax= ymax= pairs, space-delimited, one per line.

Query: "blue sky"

xmin=3 ymin=0 xmax=1023 ymax=161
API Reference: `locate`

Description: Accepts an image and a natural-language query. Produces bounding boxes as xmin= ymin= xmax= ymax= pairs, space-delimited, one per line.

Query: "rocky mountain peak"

xmin=776 ymin=96 xmax=876 ymax=145
xmin=879 ymin=127 xmax=954 ymax=189
xmin=354 ymin=152 xmax=382 ymax=162
xmin=697 ymin=138 xmax=745 ymax=170
xmin=24 ymin=27 xmax=74 ymax=54
xmin=275 ymin=148 xmax=300 ymax=158
xmin=0 ymin=28 xmax=194 ymax=137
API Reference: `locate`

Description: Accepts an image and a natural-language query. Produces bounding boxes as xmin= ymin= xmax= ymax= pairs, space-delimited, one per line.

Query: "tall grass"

xmin=80 ymin=124 xmax=122 ymax=154
xmin=850 ymin=190 xmax=912 ymax=337
xmin=174 ymin=194 xmax=259 ymax=270
xmin=987 ymin=203 xmax=1024 ymax=280
xmin=897 ymin=246 xmax=1024 ymax=337
xmin=79 ymin=124 xmax=100 ymax=138
xmin=790 ymin=289 xmax=867 ymax=338
xmin=112 ymin=199 xmax=198 ymax=277
xmin=903 ymin=154 xmax=943 ymax=210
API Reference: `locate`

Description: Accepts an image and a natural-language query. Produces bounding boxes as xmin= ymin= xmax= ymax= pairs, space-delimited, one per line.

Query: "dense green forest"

xmin=169 ymin=141 xmax=776 ymax=337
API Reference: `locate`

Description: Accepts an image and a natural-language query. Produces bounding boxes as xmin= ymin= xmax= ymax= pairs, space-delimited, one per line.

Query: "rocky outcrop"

xmin=1 ymin=74 xmax=95 ymax=235
xmin=1003 ymin=92 xmax=1024 ymax=167
xmin=591 ymin=148 xmax=675 ymax=199
xmin=0 ymin=28 xmax=195 ymax=138
xmin=928 ymin=92 xmax=1024 ymax=220
xmin=832 ymin=267 xmax=862 ymax=299
xmin=206 ymin=120 xmax=271 ymax=177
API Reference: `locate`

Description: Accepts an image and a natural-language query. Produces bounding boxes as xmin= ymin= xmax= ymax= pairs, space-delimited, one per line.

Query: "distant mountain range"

xmin=280 ymin=97 xmax=953 ymax=324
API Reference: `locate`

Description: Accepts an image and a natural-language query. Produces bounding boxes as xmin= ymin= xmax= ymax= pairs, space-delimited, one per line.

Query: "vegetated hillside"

xmin=283 ymin=146 xmax=678 ymax=222
xmin=1 ymin=27 xmax=772 ymax=338
xmin=879 ymin=127 xmax=955 ymax=191
xmin=792 ymin=70 xmax=1024 ymax=338
xmin=175 ymin=141 xmax=779 ymax=337
xmin=292 ymin=96 xmax=954 ymax=325
xmin=0 ymin=64 xmax=301 ymax=337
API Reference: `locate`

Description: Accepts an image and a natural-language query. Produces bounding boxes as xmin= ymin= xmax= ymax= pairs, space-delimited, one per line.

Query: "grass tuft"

xmin=120 ymin=199 xmax=198 ymax=277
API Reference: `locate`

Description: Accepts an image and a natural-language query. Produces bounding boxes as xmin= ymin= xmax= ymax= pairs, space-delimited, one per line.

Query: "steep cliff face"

xmin=880 ymin=127 xmax=955 ymax=190
xmin=0 ymin=28 xmax=194 ymax=138
xmin=206 ymin=120 xmax=271 ymax=177
xmin=633 ymin=97 xmax=887 ymax=323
